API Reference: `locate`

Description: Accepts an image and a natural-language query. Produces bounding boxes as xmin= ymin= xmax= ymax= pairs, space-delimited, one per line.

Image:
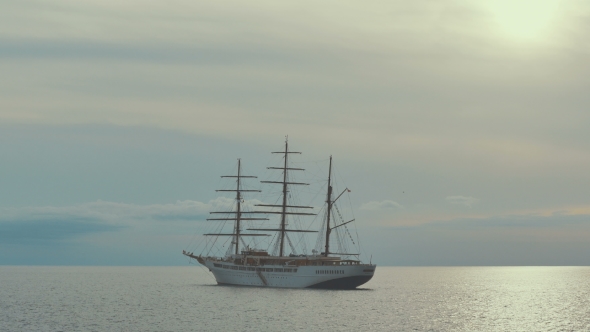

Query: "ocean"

xmin=1 ymin=266 xmax=589 ymax=331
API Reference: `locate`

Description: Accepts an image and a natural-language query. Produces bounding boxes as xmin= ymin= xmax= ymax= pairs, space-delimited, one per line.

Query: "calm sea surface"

xmin=1 ymin=266 xmax=589 ymax=331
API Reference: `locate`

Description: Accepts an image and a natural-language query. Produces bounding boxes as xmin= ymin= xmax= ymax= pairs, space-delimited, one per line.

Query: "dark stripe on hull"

xmin=306 ymin=275 xmax=374 ymax=289
xmin=216 ymin=283 xmax=263 ymax=288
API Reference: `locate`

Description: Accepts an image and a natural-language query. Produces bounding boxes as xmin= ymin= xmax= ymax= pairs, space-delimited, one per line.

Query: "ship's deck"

xmin=183 ymin=251 xmax=363 ymax=267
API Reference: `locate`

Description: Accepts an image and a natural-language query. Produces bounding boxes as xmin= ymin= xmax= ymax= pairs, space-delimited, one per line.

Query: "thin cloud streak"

xmin=360 ymin=200 xmax=404 ymax=211
xmin=446 ymin=196 xmax=479 ymax=208
xmin=0 ymin=218 xmax=122 ymax=244
xmin=0 ymin=39 xmax=307 ymax=66
xmin=0 ymin=198 xmax=266 ymax=224
xmin=367 ymin=213 xmax=590 ymax=265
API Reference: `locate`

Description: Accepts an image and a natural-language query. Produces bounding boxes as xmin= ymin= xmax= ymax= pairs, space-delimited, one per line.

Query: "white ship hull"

xmin=202 ymin=259 xmax=376 ymax=289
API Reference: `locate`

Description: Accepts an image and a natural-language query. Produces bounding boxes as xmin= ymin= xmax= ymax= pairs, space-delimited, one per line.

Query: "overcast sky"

xmin=1 ymin=0 xmax=589 ymax=265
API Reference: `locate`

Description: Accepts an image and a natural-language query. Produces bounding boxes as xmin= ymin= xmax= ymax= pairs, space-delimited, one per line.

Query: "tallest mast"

xmin=234 ymin=159 xmax=242 ymax=255
xmin=251 ymin=138 xmax=317 ymax=256
xmin=279 ymin=140 xmax=289 ymax=256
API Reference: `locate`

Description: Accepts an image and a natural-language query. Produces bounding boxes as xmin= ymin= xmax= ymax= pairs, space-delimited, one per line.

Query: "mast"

xmin=235 ymin=159 xmax=242 ymax=255
xmin=206 ymin=159 xmax=269 ymax=253
xmin=279 ymin=140 xmax=289 ymax=256
xmin=324 ymin=156 xmax=333 ymax=257
xmin=322 ymin=157 xmax=359 ymax=257
xmin=249 ymin=138 xmax=317 ymax=256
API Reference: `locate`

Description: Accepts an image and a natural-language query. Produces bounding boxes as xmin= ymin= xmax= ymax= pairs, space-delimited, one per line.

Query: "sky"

xmin=1 ymin=0 xmax=590 ymax=266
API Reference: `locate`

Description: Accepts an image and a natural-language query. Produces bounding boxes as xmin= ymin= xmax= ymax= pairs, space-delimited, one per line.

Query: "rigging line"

xmin=355 ymin=226 xmax=363 ymax=261
xmin=206 ymin=218 xmax=228 ymax=256
xmin=266 ymin=231 xmax=279 ymax=253
xmin=295 ymin=233 xmax=308 ymax=255
xmin=205 ymin=236 xmax=215 ymax=257
xmin=334 ymin=203 xmax=345 ymax=223
xmin=213 ymin=231 xmax=231 ymax=255
xmin=314 ymin=209 xmax=328 ymax=251
xmin=333 ymin=215 xmax=346 ymax=248
xmin=346 ymin=191 xmax=363 ymax=257
xmin=196 ymin=263 xmax=217 ymax=282
xmin=185 ymin=226 xmax=203 ymax=252
xmin=305 ymin=204 xmax=325 ymax=242
xmin=192 ymin=236 xmax=207 ymax=257
xmin=335 ymin=230 xmax=344 ymax=256
xmin=336 ymin=195 xmax=355 ymax=246
xmin=286 ymin=233 xmax=297 ymax=255
xmin=308 ymin=182 xmax=324 ymax=204
xmin=271 ymin=234 xmax=280 ymax=256
xmin=290 ymin=221 xmax=311 ymax=253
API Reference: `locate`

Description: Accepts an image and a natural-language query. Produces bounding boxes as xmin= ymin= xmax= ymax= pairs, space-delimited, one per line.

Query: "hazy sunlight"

xmin=484 ymin=0 xmax=561 ymax=42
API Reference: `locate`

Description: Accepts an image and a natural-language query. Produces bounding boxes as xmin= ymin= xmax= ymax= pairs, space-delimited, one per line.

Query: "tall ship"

xmin=183 ymin=139 xmax=376 ymax=289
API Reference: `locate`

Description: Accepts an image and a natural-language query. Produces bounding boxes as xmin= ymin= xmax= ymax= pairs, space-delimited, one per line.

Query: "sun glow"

xmin=484 ymin=0 xmax=561 ymax=42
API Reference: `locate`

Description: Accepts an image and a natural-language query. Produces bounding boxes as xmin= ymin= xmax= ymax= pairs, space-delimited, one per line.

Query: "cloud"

xmin=388 ymin=212 xmax=590 ymax=232
xmin=0 ymin=218 xmax=122 ymax=244
xmin=0 ymin=197 xmax=267 ymax=244
xmin=368 ymin=213 xmax=590 ymax=265
xmin=0 ymin=197 xmax=262 ymax=224
xmin=446 ymin=195 xmax=479 ymax=207
xmin=0 ymin=39 xmax=299 ymax=66
xmin=360 ymin=200 xmax=404 ymax=211
xmin=2 ymin=0 xmax=590 ymax=174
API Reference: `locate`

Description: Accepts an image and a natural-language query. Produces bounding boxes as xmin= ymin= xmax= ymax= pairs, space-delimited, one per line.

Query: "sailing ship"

xmin=183 ymin=139 xmax=376 ymax=289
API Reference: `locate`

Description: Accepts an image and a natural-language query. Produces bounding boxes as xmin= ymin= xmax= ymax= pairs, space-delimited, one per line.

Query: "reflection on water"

xmin=381 ymin=267 xmax=590 ymax=331
xmin=1 ymin=266 xmax=589 ymax=331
